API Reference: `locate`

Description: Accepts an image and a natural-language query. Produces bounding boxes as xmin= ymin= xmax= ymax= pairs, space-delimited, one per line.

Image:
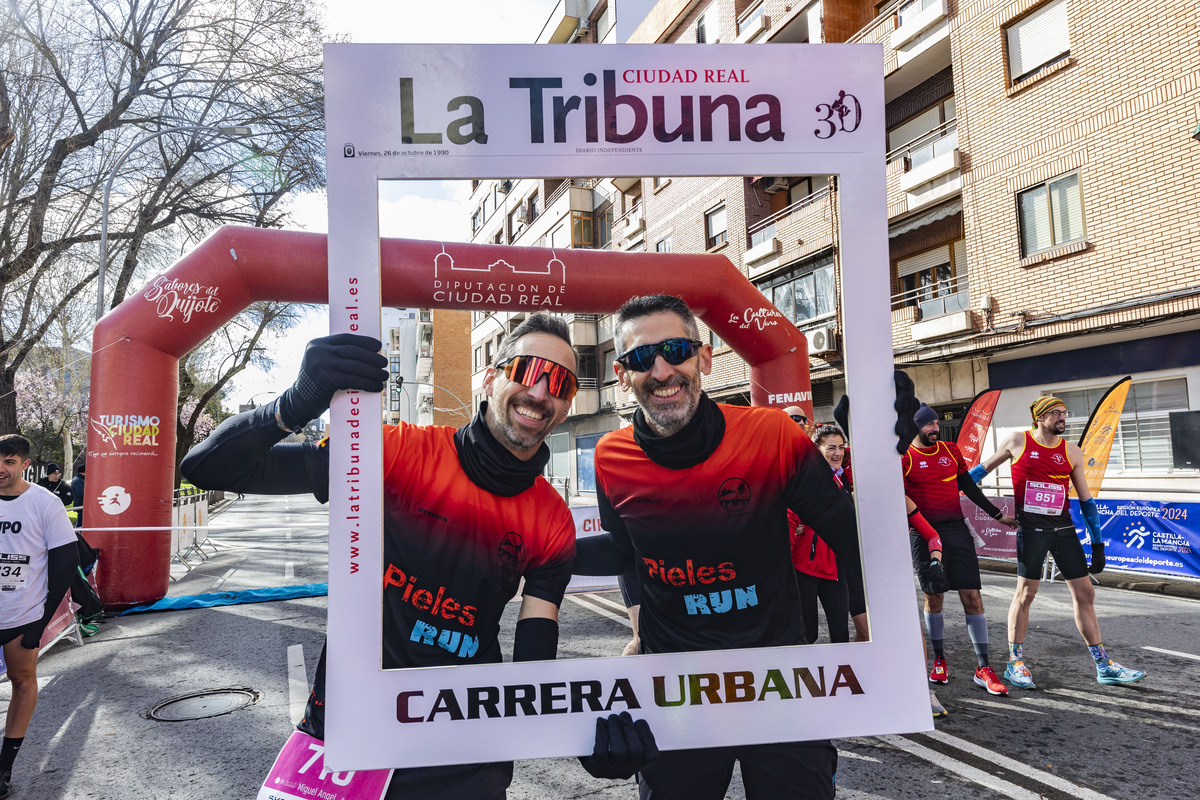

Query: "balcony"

xmin=892 ymin=0 xmax=948 ymax=56
xmin=887 ymin=121 xmax=960 ymax=215
xmin=537 ymin=0 xmax=589 ymax=43
xmin=892 ymin=273 xmax=972 ymax=340
xmin=569 ymin=313 xmax=598 ymax=346
xmin=614 ymin=203 xmax=645 ymax=248
xmin=854 ymin=0 xmax=951 ymax=102
xmin=745 ymin=186 xmax=834 ymax=278
xmin=736 ymin=2 xmax=769 ymax=43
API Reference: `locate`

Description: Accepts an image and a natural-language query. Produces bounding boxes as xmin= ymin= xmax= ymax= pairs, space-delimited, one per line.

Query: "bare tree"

xmin=0 ymin=0 xmax=329 ymax=433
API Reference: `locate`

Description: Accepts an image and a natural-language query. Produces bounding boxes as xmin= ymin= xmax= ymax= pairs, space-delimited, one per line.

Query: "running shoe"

xmin=928 ymin=656 xmax=949 ymax=684
xmin=80 ymin=622 xmax=100 ymax=638
xmin=929 ymin=689 xmax=948 ymax=719
xmin=1004 ymin=659 xmax=1037 ymax=690
xmin=1096 ymin=660 xmax=1146 ymax=685
xmin=0 ymin=769 xmax=10 ymax=800
xmin=973 ymin=665 xmax=1009 ymax=696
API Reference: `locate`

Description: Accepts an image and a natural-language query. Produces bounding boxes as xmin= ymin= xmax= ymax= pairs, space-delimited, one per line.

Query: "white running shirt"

xmin=0 ymin=484 xmax=77 ymax=628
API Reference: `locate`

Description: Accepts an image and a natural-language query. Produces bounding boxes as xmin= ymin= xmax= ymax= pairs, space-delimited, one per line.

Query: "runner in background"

xmin=903 ymin=404 xmax=1016 ymax=697
xmin=971 ymin=396 xmax=1146 ymax=688
xmin=0 ymin=435 xmax=80 ymax=800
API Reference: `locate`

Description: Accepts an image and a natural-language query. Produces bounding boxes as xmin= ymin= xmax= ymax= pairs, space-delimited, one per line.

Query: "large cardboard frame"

xmin=323 ymin=43 xmax=928 ymax=770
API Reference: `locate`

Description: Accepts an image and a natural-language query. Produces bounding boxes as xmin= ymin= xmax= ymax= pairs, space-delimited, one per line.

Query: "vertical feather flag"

xmin=1073 ymin=376 xmax=1132 ymax=498
xmin=956 ymin=388 xmax=1002 ymax=468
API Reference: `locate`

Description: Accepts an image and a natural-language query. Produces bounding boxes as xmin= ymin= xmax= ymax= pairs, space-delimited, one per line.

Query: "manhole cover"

xmin=148 ymin=688 xmax=259 ymax=721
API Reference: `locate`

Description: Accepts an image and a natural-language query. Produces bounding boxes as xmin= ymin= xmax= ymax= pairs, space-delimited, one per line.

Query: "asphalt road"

xmin=3 ymin=493 xmax=1199 ymax=799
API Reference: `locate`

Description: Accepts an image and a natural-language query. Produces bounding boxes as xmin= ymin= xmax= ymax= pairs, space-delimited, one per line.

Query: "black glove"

xmin=927 ymin=557 xmax=949 ymax=593
xmin=276 ymin=334 xmax=389 ymax=431
xmin=832 ymin=371 xmax=920 ymax=455
xmin=1088 ymin=541 xmax=1106 ymax=575
xmin=578 ymin=711 xmax=659 ymax=780
xmin=892 ymin=370 xmax=920 ymax=454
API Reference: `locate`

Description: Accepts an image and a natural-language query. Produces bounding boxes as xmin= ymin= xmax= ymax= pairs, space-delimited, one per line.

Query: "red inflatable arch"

xmin=86 ymin=225 xmax=812 ymax=605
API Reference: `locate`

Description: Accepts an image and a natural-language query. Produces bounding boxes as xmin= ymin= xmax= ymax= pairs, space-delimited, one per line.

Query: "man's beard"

xmin=918 ymin=430 xmax=939 ymax=447
xmin=633 ymin=372 xmax=702 ymax=437
xmin=488 ymin=395 xmax=556 ymax=454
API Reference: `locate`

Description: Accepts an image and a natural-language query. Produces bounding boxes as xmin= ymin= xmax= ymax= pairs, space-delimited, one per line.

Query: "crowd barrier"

xmin=170 ymin=487 xmax=215 ymax=572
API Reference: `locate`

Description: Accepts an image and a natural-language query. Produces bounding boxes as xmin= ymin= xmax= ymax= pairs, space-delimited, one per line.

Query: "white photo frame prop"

xmin=323 ymin=43 xmax=928 ymax=771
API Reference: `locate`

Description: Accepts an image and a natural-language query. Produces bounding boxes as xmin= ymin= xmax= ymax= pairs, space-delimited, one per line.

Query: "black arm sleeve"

xmin=41 ymin=541 xmax=79 ymax=625
xmin=513 ymin=617 xmax=559 ymax=662
xmin=573 ymin=485 xmax=637 ymax=576
xmin=180 ymin=404 xmax=330 ymax=501
xmin=958 ymin=472 xmax=1002 ymax=519
xmin=782 ymin=446 xmax=862 ymax=577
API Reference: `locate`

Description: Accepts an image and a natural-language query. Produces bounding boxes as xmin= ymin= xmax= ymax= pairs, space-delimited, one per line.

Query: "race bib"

xmin=258 ymin=730 xmax=391 ymax=800
xmin=0 ymin=554 xmax=30 ymax=590
xmin=1023 ymin=480 xmax=1066 ymax=516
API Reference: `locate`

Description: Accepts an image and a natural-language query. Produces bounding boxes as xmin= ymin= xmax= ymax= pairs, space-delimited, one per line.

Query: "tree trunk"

xmin=0 ymin=367 xmax=17 ymax=434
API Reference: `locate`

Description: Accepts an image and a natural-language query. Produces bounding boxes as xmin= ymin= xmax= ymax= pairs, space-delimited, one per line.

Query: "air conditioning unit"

xmin=805 ymin=326 xmax=837 ymax=354
xmin=764 ymin=177 xmax=790 ymax=194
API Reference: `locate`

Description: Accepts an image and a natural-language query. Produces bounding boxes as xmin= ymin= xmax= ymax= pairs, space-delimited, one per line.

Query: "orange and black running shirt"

xmin=901 ymin=441 xmax=969 ymax=524
xmin=1010 ymin=430 xmax=1075 ymax=531
xmin=595 ymin=404 xmax=857 ymax=654
xmin=377 ymin=422 xmax=575 ymax=669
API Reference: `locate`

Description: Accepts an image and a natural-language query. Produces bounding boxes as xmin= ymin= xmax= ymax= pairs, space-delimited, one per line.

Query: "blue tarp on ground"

xmin=120 ymin=582 xmax=328 ymax=614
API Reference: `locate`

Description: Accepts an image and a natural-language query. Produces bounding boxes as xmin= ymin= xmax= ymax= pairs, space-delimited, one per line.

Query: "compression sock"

xmin=0 ymin=737 xmax=23 ymax=775
xmin=965 ymin=613 xmax=990 ymax=668
xmin=1009 ymin=642 xmax=1023 ymax=662
xmin=1088 ymin=642 xmax=1109 ymax=666
xmin=924 ymin=611 xmax=945 ymax=658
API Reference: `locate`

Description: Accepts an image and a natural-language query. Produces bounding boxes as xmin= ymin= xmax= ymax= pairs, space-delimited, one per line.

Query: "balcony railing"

xmin=747 ymin=185 xmax=832 ymax=239
xmin=544 ymin=178 xmax=598 ymax=209
xmin=891 ymin=272 xmax=969 ymax=317
xmin=737 ymin=2 xmax=767 ymax=37
xmin=887 ymin=119 xmax=958 ymax=169
xmin=613 ymin=202 xmax=644 ymax=234
xmin=849 ymin=0 xmax=903 ymax=43
xmin=577 ymin=377 xmax=600 ymax=390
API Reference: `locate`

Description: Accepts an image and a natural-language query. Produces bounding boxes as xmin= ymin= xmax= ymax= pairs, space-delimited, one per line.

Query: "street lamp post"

xmin=244 ymin=390 xmax=276 ymax=410
xmin=96 ymin=125 xmax=253 ymax=322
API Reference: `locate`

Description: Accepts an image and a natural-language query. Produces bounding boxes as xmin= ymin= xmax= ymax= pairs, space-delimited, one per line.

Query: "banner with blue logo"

xmin=965 ymin=496 xmax=1200 ymax=580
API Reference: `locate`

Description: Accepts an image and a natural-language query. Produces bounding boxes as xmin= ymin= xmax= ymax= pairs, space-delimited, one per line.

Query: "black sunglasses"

xmin=790 ymin=415 xmax=808 ymax=424
xmin=616 ymin=338 xmax=703 ymax=373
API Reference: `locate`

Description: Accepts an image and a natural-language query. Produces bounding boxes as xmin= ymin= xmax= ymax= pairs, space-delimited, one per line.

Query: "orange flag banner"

xmin=1074 ymin=376 xmax=1132 ymax=498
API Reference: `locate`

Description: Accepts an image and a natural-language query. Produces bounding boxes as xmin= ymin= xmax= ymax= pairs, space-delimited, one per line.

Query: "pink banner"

xmin=960 ymin=495 xmax=1017 ymax=559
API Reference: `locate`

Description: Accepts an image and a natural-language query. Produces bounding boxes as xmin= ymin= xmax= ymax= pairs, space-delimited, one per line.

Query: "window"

xmin=757 ymin=252 xmax=837 ymax=326
xmin=887 ymin=97 xmax=956 ymax=168
xmin=390 ymin=356 xmax=401 ymax=373
xmin=546 ymin=431 xmax=569 ymax=479
xmin=473 ymin=346 xmax=483 ymax=371
xmin=655 ymin=238 xmax=672 ymax=253
xmin=576 ymin=433 xmax=603 ymax=493
xmin=787 ymin=175 xmax=829 ymax=206
xmin=596 ymin=206 xmax=613 ymax=249
xmin=1006 ymin=0 xmax=1069 ymax=83
xmin=390 ymin=396 xmax=401 ymax=412
xmin=509 ymin=207 xmax=525 ymax=239
xmin=527 ymin=194 xmax=539 ymax=222
xmin=571 ymin=210 xmax=594 ymax=247
xmin=705 ymin=205 xmax=727 ymax=249
xmin=695 ymin=10 xmax=708 ymax=43
xmin=484 ymin=340 xmax=494 ymax=365
xmin=1053 ymin=378 xmax=1190 ymax=472
xmin=653 ymin=177 xmax=668 ymax=189
xmin=602 ymin=348 xmax=617 ymax=384
xmin=1018 ymin=171 xmax=1084 ymax=256
xmin=710 ymin=329 xmax=725 ymax=349
xmin=895 ymin=240 xmax=968 ymax=316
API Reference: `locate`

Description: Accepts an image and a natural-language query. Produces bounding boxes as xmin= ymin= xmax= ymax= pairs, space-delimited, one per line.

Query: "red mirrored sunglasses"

xmin=496 ymin=355 xmax=578 ymax=401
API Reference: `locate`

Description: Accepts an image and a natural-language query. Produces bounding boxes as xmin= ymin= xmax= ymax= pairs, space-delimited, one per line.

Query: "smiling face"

xmin=916 ymin=419 xmax=940 ymax=447
xmin=615 ymin=311 xmax=712 ymax=437
xmin=482 ymin=332 xmax=576 ymax=461
xmin=817 ymin=433 xmax=846 ymax=469
xmin=0 ymin=452 xmax=31 ymax=495
xmin=1037 ymin=405 xmax=1068 ymax=437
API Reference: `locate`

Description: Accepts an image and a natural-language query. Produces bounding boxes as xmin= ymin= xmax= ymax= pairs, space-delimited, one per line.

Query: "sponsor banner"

xmin=258 ymin=730 xmax=390 ymax=800
xmin=143 ymin=275 xmax=223 ymax=324
xmin=568 ymin=506 xmax=617 ymax=592
xmin=963 ymin=496 xmax=1200 ymax=580
xmin=88 ymin=413 xmax=162 ymax=455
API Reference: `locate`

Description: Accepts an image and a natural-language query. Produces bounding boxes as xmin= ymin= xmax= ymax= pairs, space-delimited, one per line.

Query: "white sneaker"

xmin=929 ymin=689 xmax=948 ymax=718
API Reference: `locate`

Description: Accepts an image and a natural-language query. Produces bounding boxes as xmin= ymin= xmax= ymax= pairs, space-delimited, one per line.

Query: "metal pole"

xmin=96 ymin=125 xmax=252 ymax=322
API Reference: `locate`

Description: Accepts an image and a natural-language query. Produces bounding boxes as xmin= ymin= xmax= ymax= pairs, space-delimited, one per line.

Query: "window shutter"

xmin=897 ymin=245 xmax=951 ymax=278
xmin=952 ymin=238 xmax=967 ymax=275
xmin=1018 ymin=187 xmax=1052 ymax=255
xmin=1007 ymin=0 xmax=1069 ymax=80
xmin=888 ymin=105 xmax=941 ymax=151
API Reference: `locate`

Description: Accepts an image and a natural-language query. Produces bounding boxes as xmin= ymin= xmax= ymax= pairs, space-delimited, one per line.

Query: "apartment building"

xmin=467 ymin=0 xmax=1200 ymax=500
xmin=383 ymin=307 xmax=473 ymax=429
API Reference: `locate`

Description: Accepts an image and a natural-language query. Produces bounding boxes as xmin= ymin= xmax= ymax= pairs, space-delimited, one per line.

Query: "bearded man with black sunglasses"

xmin=182 ymin=312 xmax=655 ymax=799
xmin=572 ymin=294 xmax=895 ymax=800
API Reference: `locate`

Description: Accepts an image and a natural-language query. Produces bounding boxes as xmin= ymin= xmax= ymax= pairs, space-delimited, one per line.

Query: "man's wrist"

xmin=274 ymin=397 xmax=303 ymax=435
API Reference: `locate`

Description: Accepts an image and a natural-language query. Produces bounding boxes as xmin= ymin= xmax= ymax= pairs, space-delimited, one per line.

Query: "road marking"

xmin=956 ymin=696 xmax=1048 ymax=716
xmin=566 ymin=594 xmax=632 ymax=627
xmin=287 ymin=644 xmax=308 ymax=725
xmin=923 ymin=729 xmax=1118 ymax=800
xmin=1143 ymin=645 xmax=1200 ymax=662
xmin=284 ymin=561 xmax=295 ymax=580
xmin=1047 ymin=687 xmax=1200 ymax=718
xmin=582 ymin=592 xmax=630 ymax=614
xmin=877 ymin=734 xmax=1045 ymax=799
xmin=212 ymin=567 xmax=237 ymax=589
xmin=1009 ymin=695 xmax=1200 ymax=734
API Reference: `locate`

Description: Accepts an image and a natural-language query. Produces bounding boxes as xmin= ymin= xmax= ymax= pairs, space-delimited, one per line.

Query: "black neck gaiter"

xmin=631 ymin=392 xmax=726 ymax=470
xmin=454 ymin=402 xmax=550 ymax=497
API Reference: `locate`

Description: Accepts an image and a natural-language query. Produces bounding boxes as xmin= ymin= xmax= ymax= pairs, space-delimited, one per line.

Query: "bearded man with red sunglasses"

xmin=573 ymin=294 xmax=918 ymax=800
xmin=182 ymin=312 xmax=655 ymax=799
